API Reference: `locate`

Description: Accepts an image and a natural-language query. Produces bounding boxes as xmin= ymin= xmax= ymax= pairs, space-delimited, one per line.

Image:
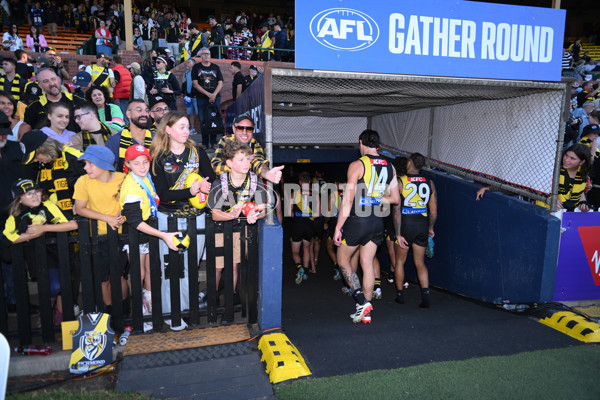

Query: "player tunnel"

xmin=227 ymin=64 xmax=570 ymax=328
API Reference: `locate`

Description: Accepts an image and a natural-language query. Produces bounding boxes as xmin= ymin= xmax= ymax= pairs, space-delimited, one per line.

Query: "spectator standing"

xmin=14 ymin=50 xmax=32 ymax=81
xmin=61 ymin=4 xmax=73 ymax=30
xmin=273 ymin=22 xmax=288 ymax=61
xmin=86 ymin=53 xmax=115 ymax=97
xmin=245 ymin=65 xmax=259 ymax=88
xmin=139 ymin=16 xmax=155 ymax=59
xmin=570 ymin=39 xmax=582 ymax=62
xmin=181 ymin=58 xmax=198 ymax=133
xmin=192 ymin=48 xmax=223 ymax=149
xmin=95 ymin=19 xmax=113 ymax=55
xmin=112 ymin=55 xmax=132 ymax=123
xmin=86 ymin=85 xmax=125 ymax=134
xmin=127 ymin=62 xmax=146 ymax=104
xmin=26 ymin=25 xmax=47 ymax=53
xmin=165 ymin=19 xmax=181 ymax=60
xmin=187 ymin=23 xmax=206 ymax=59
xmin=259 ymin=23 xmax=275 ymax=61
xmin=2 ymin=24 xmax=23 ymax=51
xmin=45 ymin=48 xmax=70 ymax=82
xmin=45 ymin=1 xmax=60 ymax=37
xmin=230 ymin=61 xmax=246 ymax=101
xmin=148 ymin=56 xmax=180 ymax=111
xmin=30 ymin=2 xmax=44 ymax=29
xmin=208 ymin=15 xmax=224 ymax=59
xmin=132 ymin=26 xmax=143 ymax=55
xmin=74 ymin=4 xmax=89 ymax=34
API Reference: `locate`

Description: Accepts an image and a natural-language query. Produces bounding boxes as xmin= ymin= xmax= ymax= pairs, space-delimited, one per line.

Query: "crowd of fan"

xmin=0 ymin=0 xmax=295 ymax=62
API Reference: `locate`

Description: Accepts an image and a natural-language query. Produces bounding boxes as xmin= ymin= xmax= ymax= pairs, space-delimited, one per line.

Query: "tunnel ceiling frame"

xmin=270 ymin=67 xmax=567 ymax=118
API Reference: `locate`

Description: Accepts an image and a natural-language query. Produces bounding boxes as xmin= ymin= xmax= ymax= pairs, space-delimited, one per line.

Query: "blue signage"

xmin=296 ymin=0 xmax=566 ymax=81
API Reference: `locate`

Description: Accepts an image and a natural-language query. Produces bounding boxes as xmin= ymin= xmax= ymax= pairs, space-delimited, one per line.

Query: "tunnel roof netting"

xmin=270 ymin=68 xmax=566 ymax=117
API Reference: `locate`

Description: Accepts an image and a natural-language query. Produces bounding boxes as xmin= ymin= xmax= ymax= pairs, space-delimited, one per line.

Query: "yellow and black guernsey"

xmin=90 ymin=64 xmax=112 ymax=92
xmin=293 ymin=189 xmax=316 ymax=219
xmin=580 ymin=136 xmax=600 ymax=161
xmin=117 ymin=127 xmax=153 ymax=172
xmin=69 ymin=313 xmax=114 ymax=374
xmin=400 ymin=174 xmax=432 ymax=217
xmin=36 ymin=147 xmax=85 ymax=218
xmin=558 ymin=167 xmax=587 ymax=211
xmin=0 ymin=73 xmax=25 ymax=101
xmin=351 ymin=155 xmax=394 ymax=217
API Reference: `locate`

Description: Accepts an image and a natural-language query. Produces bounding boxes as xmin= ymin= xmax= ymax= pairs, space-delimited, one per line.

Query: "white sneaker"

xmin=143 ymin=322 xmax=153 ymax=332
xmin=373 ymin=288 xmax=382 ymax=300
xmin=165 ymin=318 xmax=188 ymax=331
xmin=142 ymin=289 xmax=152 ymax=314
xmin=349 ymin=302 xmax=373 ymax=323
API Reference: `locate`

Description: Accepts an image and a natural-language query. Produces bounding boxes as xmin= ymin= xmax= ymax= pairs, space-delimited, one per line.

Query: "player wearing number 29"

xmin=393 ymin=152 xmax=438 ymax=308
xmin=334 ymin=130 xmax=399 ymax=323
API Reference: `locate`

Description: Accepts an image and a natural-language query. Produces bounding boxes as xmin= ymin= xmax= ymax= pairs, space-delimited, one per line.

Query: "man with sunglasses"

xmin=148 ymin=95 xmax=170 ymax=126
xmin=211 ymin=112 xmax=283 ymax=184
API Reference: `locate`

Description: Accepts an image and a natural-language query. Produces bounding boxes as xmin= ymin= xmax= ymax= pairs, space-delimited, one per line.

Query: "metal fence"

xmin=0 ymin=216 xmax=258 ymax=346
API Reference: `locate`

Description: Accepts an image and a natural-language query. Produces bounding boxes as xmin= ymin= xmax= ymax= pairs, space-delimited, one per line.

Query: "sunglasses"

xmin=235 ymin=126 xmax=254 ymax=132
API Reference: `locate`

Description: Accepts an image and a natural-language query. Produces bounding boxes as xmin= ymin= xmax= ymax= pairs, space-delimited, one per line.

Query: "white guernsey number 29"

xmin=404 ymin=182 xmax=430 ymax=207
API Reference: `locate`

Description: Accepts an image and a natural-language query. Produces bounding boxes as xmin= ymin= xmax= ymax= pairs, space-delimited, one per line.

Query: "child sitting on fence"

xmin=207 ymin=140 xmax=268 ymax=299
xmin=120 ymin=144 xmax=180 ymax=321
xmin=2 ymin=179 xmax=77 ymax=325
xmin=72 ymin=145 xmax=129 ymax=315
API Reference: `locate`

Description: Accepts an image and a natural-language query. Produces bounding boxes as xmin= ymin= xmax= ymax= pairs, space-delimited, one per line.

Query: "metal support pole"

xmin=427 ymin=108 xmax=435 ymax=167
xmin=550 ymin=84 xmax=570 ymax=211
xmin=264 ymin=64 xmax=274 ymax=225
xmin=124 ymin=0 xmax=133 ymax=51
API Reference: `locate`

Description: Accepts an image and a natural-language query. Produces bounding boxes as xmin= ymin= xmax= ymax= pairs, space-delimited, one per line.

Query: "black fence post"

xmin=11 ymin=244 xmax=31 ymax=345
xmin=90 ymin=220 xmax=105 ymax=312
xmin=148 ymin=218 xmax=163 ymax=331
xmin=187 ymin=215 xmax=199 ymax=326
xmin=0 ymin=259 xmax=6 ymax=335
xmin=77 ymin=218 xmax=95 ymax=314
xmin=205 ymin=215 xmax=217 ymax=324
xmin=247 ymin=223 xmax=259 ymax=325
xmin=128 ymin=226 xmax=143 ymax=332
xmin=167 ymin=215 xmax=183 ymax=329
xmin=239 ymin=221 xmax=248 ymax=319
xmin=33 ymin=236 xmax=54 ymax=343
xmin=57 ymin=232 xmax=74 ymax=323
xmin=222 ymin=221 xmax=234 ymax=324
xmin=107 ymin=226 xmax=124 ymax=333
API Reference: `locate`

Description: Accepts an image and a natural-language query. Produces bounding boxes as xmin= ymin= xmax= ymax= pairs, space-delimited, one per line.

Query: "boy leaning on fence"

xmin=206 ymin=140 xmax=268 ymax=306
xmin=119 ymin=144 xmax=180 ymax=331
xmin=72 ymin=145 xmax=129 ymax=316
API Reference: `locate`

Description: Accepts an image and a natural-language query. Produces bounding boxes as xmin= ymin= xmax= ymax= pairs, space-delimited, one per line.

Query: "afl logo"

xmin=310 ymin=8 xmax=379 ymax=51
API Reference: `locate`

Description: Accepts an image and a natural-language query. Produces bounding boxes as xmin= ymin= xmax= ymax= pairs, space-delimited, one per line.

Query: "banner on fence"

xmin=554 ymin=212 xmax=600 ymax=301
xmin=296 ymin=0 xmax=566 ymax=81
xmin=225 ymin=74 xmax=265 ymax=144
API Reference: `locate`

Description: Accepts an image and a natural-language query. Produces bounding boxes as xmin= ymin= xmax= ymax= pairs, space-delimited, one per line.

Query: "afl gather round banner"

xmin=296 ymin=0 xmax=566 ymax=81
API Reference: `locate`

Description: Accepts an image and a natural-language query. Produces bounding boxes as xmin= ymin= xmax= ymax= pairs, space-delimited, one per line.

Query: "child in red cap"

xmin=120 ymin=144 xmax=180 ymax=330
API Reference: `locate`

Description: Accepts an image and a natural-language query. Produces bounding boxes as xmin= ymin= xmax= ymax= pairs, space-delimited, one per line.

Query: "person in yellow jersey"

xmin=393 ymin=152 xmax=438 ymax=308
xmin=288 ymin=171 xmax=319 ymax=285
xmin=334 ymin=130 xmax=399 ymax=324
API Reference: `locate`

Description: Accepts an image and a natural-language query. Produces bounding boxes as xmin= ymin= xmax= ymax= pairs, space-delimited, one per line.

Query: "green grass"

xmin=274 ymin=345 xmax=600 ymax=400
xmin=8 ymin=389 xmax=148 ymax=400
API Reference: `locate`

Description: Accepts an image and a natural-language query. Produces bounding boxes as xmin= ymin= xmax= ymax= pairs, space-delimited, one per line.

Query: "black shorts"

xmin=399 ymin=215 xmax=429 ymax=247
xmin=313 ymin=217 xmax=325 ymax=239
xmin=94 ymin=239 xmax=129 ymax=282
xmin=291 ymin=218 xmax=315 ymax=243
xmin=341 ymin=215 xmax=384 ymax=247
xmin=383 ymin=214 xmax=395 ymax=241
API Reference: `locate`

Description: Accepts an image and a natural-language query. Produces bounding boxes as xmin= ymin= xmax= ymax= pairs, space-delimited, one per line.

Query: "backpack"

xmin=203 ymin=103 xmax=224 ymax=135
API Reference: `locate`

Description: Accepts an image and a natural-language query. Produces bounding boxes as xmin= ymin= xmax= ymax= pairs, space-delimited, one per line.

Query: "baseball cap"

xmin=149 ymin=95 xmax=168 ymax=109
xmin=582 ymin=124 xmax=600 ymax=136
xmin=78 ymin=64 xmax=86 ymax=70
xmin=21 ymin=130 xmax=49 ymax=164
xmin=234 ymin=112 xmax=253 ymax=125
xmin=97 ymin=52 xmax=111 ymax=61
xmin=11 ymin=178 xmax=40 ymax=199
xmin=123 ymin=144 xmax=152 ymax=174
xmin=164 ymin=48 xmax=171 ymax=53
xmin=127 ymin=62 xmax=141 ymax=70
xmin=207 ymin=15 xmax=216 ymax=22
xmin=155 ymin=56 xmax=168 ymax=64
xmin=249 ymin=65 xmax=257 ymax=71
xmin=78 ymin=145 xmax=115 ymax=172
xmin=24 ymin=82 xmax=42 ymax=102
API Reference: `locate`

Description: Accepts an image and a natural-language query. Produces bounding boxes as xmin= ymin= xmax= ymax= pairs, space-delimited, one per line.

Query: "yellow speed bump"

xmin=258 ymin=333 xmax=312 ymax=383
xmin=539 ymin=311 xmax=600 ymax=343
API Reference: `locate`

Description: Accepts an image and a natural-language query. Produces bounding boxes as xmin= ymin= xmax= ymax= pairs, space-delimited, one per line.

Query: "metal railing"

xmin=0 ymin=215 xmax=258 ymax=346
